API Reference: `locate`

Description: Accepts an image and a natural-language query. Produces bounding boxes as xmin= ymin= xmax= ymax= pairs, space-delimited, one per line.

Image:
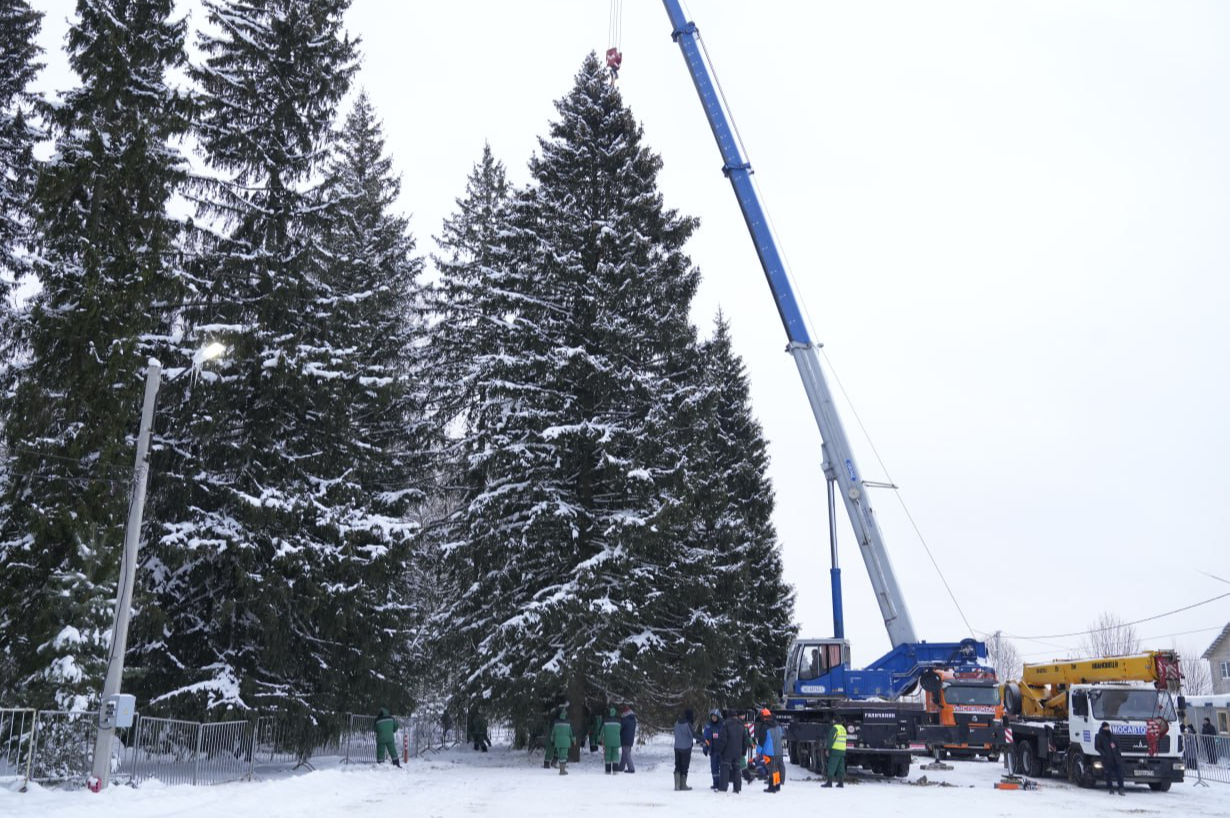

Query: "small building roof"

xmin=1202 ymin=622 xmax=1230 ymax=660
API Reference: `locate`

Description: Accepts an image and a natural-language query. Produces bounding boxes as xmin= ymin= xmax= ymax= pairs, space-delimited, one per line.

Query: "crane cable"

xmin=606 ymin=0 xmax=623 ymax=80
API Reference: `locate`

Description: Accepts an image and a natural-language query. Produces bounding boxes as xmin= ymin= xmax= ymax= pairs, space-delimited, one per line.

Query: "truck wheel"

xmin=788 ymin=740 xmax=800 ymax=765
xmin=1015 ymin=740 xmax=1040 ymax=778
xmin=1068 ymin=751 xmax=1094 ymax=788
xmin=1148 ymin=781 xmax=1171 ymax=792
xmin=893 ymin=759 xmax=911 ymax=778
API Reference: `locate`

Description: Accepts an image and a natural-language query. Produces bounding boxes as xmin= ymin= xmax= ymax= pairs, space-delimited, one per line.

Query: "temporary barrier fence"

xmin=4 ymin=707 xmax=441 ymax=790
xmin=0 ymin=708 xmax=35 ymax=789
xmin=1183 ymin=732 xmax=1230 ymax=786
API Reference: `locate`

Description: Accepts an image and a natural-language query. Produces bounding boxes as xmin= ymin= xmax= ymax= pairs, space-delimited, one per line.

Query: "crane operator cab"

xmin=784 ymin=638 xmax=851 ymax=707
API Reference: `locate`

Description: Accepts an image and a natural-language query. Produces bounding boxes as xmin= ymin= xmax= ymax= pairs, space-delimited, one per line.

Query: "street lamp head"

xmin=196 ymin=342 xmax=227 ymax=365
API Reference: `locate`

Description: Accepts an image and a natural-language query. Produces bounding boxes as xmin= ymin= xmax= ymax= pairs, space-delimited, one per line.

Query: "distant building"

xmin=1202 ymin=623 xmax=1230 ymax=696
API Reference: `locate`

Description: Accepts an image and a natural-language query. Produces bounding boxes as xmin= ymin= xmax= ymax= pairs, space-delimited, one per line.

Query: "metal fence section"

xmin=29 ymin=710 xmax=106 ymax=785
xmin=130 ymin=716 xmax=204 ymax=786
xmin=1 ymin=708 xmax=35 ymax=790
xmin=4 ymin=706 xmax=460 ymax=790
xmin=196 ymin=720 xmax=251 ymax=785
xmin=1183 ymin=733 xmax=1230 ymax=785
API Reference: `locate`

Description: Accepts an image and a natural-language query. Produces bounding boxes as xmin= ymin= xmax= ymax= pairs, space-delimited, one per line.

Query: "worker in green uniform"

xmin=374 ymin=708 xmax=400 ymax=768
xmin=600 ymin=706 xmax=622 ymax=774
xmin=550 ymin=707 xmax=575 ymax=775
xmin=821 ymin=717 xmax=846 ymax=787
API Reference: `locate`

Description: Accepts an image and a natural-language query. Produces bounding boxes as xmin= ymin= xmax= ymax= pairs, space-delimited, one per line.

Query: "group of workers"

xmin=540 ymin=704 xmax=639 ymax=776
xmin=382 ymin=701 xmax=851 ymax=791
xmin=692 ymin=708 xmax=847 ymax=794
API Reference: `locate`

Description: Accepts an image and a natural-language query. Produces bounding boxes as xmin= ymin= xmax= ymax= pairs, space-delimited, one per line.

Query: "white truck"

xmin=1002 ymin=652 xmax=1186 ymax=791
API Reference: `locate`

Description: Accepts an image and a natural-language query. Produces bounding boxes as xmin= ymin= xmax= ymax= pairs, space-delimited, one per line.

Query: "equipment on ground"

xmin=1002 ymin=650 xmax=1185 ymax=792
xmin=659 ymin=0 xmax=990 ymax=778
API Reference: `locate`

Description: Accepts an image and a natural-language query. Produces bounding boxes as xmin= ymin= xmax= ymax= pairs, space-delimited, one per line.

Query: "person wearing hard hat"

xmin=754 ymin=708 xmax=785 ymax=793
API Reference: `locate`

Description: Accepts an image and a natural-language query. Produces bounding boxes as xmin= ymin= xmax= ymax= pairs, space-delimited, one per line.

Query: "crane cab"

xmin=784 ymin=638 xmax=851 ymax=706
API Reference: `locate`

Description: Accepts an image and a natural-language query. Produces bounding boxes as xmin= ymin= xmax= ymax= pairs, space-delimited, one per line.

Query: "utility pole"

xmin=89 ymin=359 xmax=162 ymax=790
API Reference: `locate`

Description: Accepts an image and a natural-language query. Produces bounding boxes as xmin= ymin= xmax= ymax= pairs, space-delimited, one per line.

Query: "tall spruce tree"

xmin=133 ymin=0 xmax=416 ymax=717
xmin=430 ymin=54 xmax=730 ymax=724
xmin=0 ymin=0 xmax=43 ymax=699
xmin=0 ymin=0 xmax=189 ymax=708
xmin=696 ymin=312 xmax=795 ymax=704
xmin=0 ymin=0 xmax=42 ymax=334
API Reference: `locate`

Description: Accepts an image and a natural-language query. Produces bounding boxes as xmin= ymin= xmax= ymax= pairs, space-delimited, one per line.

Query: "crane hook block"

xmin=606 ymin=47 xmax=623 ymax=70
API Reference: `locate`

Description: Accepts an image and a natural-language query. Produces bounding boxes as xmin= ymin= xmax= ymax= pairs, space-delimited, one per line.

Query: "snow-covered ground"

xmin=3 ymin=735 xmax=1225 ymax=818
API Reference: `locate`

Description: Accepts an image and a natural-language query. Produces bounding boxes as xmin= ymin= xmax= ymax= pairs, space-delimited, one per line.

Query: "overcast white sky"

xmin=29 ymin=1 xmax=1230 ymax=671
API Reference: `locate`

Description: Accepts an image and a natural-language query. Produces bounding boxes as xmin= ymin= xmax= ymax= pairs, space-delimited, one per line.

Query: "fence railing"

xmin=1183 ymin=733 xmax=1230 ymax=786
xmin=2 ymin=707 xmax=443 ymax=790
xmin=1 ymin=708 xmax=36 ymax=789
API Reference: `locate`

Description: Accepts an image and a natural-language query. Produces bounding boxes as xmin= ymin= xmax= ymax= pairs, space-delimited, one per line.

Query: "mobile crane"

xmin=659 ymin=0 xmax=989 ymax=778
xmin=1002 ymin=650 xmax=1185 ymax=791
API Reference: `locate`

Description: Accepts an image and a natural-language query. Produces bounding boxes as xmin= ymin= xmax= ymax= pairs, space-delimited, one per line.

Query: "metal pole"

xmin=89 ymin=359 xmax=162 ymax=790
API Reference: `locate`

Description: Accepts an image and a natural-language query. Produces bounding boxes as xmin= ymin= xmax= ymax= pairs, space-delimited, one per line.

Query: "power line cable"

xmin=1000 ymin=592 xmax=1230 ymax=641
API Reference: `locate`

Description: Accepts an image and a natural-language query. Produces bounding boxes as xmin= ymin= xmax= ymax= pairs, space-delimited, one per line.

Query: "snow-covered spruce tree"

xmin=695 ymin=312 xmax=795 ymax=705
xmin=0 ymin=0 xmax=190 ymax=709
xmin=421 ymin=142 xmax=516 ymax=706
xmin=430 ymin=54 xmax=729 ymax=724
xmin=312 ymin=89 xmax=428 ymax=692
xmin=0 ymin=0 xmax=43 ymax=699
xmin=428 ymin=142 xmax=513 ymax=416
xmin=0 ymin=0 xmax=42 ymax=343
xmin=133 ymin=1 xmax=417 ymax=718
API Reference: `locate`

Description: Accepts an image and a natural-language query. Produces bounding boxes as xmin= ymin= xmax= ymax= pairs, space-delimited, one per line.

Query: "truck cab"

xmin=921 ymin=669 xmax=1002 ymax=759
xmin=1064 ymin=683 xmax=1184 ymax=789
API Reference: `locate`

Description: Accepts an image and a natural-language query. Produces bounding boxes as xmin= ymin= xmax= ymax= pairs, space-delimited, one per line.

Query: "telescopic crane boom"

xmin=660 ymin=0 xmax=915 ymax=649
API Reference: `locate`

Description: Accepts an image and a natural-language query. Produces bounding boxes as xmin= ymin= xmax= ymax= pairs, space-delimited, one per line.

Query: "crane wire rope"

xmin=608 ymin=0 xmax=622 ymax=53
xmin=687 ymin=8 xmax=978 ymax=639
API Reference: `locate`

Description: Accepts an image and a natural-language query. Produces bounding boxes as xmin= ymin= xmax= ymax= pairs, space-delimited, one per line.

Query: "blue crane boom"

xmin=660 ymin=0 xmax=916 ymax=649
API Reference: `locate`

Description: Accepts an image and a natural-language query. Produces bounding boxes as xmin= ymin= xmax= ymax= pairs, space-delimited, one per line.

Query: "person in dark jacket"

xmin=1201 ymin=717 xmax=1217 ymax=763
xmin=549 ymin=707 xmax=574 ymax=775
xmin=587 ymin=705 xmax=602 ymax=752
xmin=1095 ymin=722 xmax=1126 ymax=795
xmin=467 ymin=708 xmax=490 ymax=752
xmin=600 ymin=706 xmax=622 ymax=774
xmin=718 ymin=710 xmax=749 ymax=793
xmin=374 ymin=708 xmax=400 ymax=768
xmin=754 ymin=708 xmax=785 ymax=793
xmin=701 ymin=709 xmax=724 ymax=790
xmin=618 ymin=706 xmax=637 ymax=773
xmin=673 ymin=708 xmax=697 ymax=791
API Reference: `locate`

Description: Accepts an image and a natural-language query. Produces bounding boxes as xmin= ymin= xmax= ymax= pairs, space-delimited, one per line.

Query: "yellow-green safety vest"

xmin=831 ymin=724 xmax=847 ymax=752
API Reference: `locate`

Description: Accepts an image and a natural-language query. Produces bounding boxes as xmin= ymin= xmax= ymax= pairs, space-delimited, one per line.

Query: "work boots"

xmin=674 ymin=772 xmax=681 ymax=790
xmin=681 ymin=773 xmax=692 ymax=791
xmin=559 ymin=761 xmax=568 ymax=776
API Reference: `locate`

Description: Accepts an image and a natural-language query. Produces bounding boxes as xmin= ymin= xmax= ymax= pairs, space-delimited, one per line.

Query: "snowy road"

xmin=4 ymin=736 xmax=1225 ymax=817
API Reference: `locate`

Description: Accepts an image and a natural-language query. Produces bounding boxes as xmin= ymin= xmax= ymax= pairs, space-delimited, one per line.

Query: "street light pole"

xmin=87 ymin=343 xmax=226 ymax=790
xmin=89 ymin=358 xmax=162 ymax=790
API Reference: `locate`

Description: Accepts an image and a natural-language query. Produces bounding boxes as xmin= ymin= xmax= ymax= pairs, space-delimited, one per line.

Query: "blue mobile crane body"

xmin=659 ymin=0 xmax=989 ymax=775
